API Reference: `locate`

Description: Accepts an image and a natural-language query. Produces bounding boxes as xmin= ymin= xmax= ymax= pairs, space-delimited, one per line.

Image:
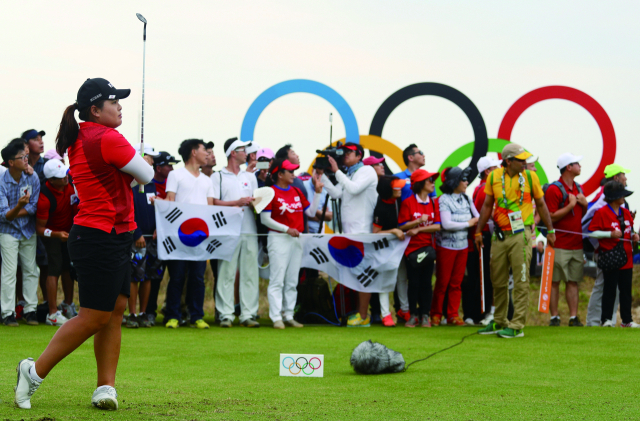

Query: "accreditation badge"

xmin=508 ymin=210 xmax=525 ymax=233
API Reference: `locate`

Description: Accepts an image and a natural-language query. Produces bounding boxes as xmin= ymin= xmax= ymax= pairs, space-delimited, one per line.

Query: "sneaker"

xmin=138 ymin=313 xmax=151 ymax=328
xmin=549 ymin=317 xmax=561 ymax=327
xmin=568 ymin=317 xmax=584 ymax=327
xmin=382 ymin=314 xmax=396 ymax=327
xmin=480 ymin=313 xmax=494 ymax=326
xmin=448 ymin=317 xmax=465 ymax=326
xmin=61 ymin=302 xmax=78 ymax=319
xmin=347 ymin=313 xmax=370 ymax=328
xmin=91 ymin=385 xmax=118 ymax=410
xmin=464 ymin=318 xmax=476 ymax=326
xmin=370 ymin=314 xmax=382 ymax=324
xmin=219 ymin=319 xmax=233 ymax=328
xmin=602 ymin=320 xmax=614 ymax=327
xmin=126 ymin=314 xmax=139 ymax=328
xmin=431 ymin=315 xmax=442 ymax=326
xmin=3 ymin=315 xmax=19 ymax=327
xmin=192 ymin=319 xmax=210 ymax=329
xmin=241 ymin=318 xmax=260 ymax=328
xmin=147 ymin=313 xmax=156 ymax=326
xmin=46 ymin=311 xmax=68 ymax=326
xmin=620 ymin=321 xmax=640 ymax=328
xmin=396 ymin=309 xmax=410 ymax=322
xmin=273 ymin=320 xmax=285 ymax=329
xmin=23 ymin=312 xmax=38 ymax=326
xmin=478 ymin=320 xmax=502 ymax=335
xmin=421 ymin=315 xmax=431 ymax=328
xmin=497 ymin=327 xmax=524 ymax=338
xmin=284 ymin=319 xmax=304 ymax=328
xmin=14 ymin=358 xmax=41 ymax=409
xmin=405 ymin=314 xmax=419 ymax=328
xmin=165 ymin=318 xmax=179 ymax=329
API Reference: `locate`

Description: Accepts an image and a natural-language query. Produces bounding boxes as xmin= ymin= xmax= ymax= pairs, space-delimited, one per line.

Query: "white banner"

xmin=155 ymin=200 xmax=244 ymax=261
xmin=300 ymin=234 xmax=410 ymax=293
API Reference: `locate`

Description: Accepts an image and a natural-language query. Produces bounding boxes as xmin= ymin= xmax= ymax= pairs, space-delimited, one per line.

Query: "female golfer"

xmin=261 ymin=158 xmax=321 ymax=329
xmin=15 ymin=78 xmax=154 ymax=410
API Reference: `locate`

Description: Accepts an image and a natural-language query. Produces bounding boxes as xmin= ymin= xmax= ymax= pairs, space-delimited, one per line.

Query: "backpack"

xmin=547 ymin=180 xmax=584 ymax=208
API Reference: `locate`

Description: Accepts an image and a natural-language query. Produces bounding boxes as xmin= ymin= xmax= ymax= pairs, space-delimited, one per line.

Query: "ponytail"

xmin=55 ymin=100 xmax=105 ymax=156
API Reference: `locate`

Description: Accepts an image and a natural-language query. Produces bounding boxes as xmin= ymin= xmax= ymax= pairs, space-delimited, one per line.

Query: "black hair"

xmin=56 ymin=100 xmax=105 ymax=156
xmin=275 ymin=144 xmax=292 ymax=160
xmin=178 ymin=139 xmax=205 ymax=163
xmin=204 ymin=141 xmax=214 ymax=150
xmin=560 ymin=166 xmax=567 ymax=175
xmin=377 ymin=175 xmax=399 ymax=200
xmin=266 ymin=158 xmax=287 ymax=187
xmin=1 ymin=138 xmax=28 ymax=163
xmin=223 ymin=137 xmax=238 ymax=154
xmin=411 ymin=179 xmax=426 ymax=195
xmin=343 ymin=142 xmax=363 ymax=158
xmin=402 ymin=144 xmax=418 ymax=166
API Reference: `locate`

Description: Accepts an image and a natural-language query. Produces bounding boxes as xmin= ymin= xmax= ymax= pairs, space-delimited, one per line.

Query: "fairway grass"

xmin=1 ymin=322 xmax=639 ymax=420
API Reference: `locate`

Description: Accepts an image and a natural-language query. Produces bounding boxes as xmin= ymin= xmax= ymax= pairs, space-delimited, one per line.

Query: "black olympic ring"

xmin=369 ymin=82 xmax=488 ymax=181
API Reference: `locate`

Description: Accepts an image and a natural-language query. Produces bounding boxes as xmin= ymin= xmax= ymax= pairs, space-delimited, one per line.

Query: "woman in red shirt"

xmin=260 ymin=159 xmax=321 ymax=329
xmin=588 ymin=181 xmax=639 ymax=327
xmin=15 ymin=78 xmax=154 ymax=411
xmin=398 ymin=169 xmax=441 ymax=327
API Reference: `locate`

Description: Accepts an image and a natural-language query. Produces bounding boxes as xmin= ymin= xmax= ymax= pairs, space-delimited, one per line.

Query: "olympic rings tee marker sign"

xmin=280 ymin=354 xmax=324 ymax=378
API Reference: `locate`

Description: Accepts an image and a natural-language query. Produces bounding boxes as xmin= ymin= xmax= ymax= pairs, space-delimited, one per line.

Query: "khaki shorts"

xmin=552 ymin=248 xmax=584 ymax=283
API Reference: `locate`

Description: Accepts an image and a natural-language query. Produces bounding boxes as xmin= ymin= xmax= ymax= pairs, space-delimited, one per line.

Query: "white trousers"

xmin=216 ymin=235 xmax=259 ymax=322
xmin=0 ymin=234 xmax=39 ymax=318
xmin=586 ymin=267 xmax=619 ymax=326
xmin=378 ymin=259 xmax=408 ymax=317
xmin=267 ymin=233 xmax=302 ymax=322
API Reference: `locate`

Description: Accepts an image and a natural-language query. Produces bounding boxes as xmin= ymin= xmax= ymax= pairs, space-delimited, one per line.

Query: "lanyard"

xmin=501 ymin=170 xmax=525 ymax=208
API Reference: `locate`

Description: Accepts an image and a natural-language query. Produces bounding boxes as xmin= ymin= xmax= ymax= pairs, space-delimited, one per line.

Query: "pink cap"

xmin=363 ymin=156 xmax=385 ymax=166
xmin=44 ymin=149 xmax=63 ymax=161
xmin=256 ymin=147 xmax=274 ymax=160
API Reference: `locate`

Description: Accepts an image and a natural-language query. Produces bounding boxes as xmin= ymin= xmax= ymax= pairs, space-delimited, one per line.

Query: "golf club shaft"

xmin=139 ymin=22 xmax=146 ymax=193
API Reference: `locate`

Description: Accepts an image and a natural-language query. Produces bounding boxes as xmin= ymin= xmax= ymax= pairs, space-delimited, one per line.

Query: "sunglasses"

xmin=410 ymin=150 xmax=424 ymax=156
xmin=427 ymin=176 xmax=436 ymax=183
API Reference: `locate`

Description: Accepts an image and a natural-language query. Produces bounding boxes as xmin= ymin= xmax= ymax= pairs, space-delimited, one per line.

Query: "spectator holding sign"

xmin=164 ymin=139 xmax=215 ymax=330
xmin=261 ymin=159 xmax=322 ymax=329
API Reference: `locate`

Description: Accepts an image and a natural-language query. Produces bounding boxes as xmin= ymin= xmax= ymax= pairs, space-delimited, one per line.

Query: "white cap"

xmin=246 ymin=142 xmax=260 ymax=154
xmin=476 ymin=156 xmax=501 ymax=174
xmin=43 ymin=159 xmax=69 ymax=179
xmin=225 ymin=139 xmax=252 ymax=157
xmin=526 ymin=155 xmax=538 ymax=164
xmin=557 ymin=153 xmax=583 ymax=170
xmin=134 ymin=143 xmax=160 ymax=157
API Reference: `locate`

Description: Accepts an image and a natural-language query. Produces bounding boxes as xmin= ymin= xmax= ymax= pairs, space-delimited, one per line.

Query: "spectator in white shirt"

xmin=163 ymin=139 xmax=215 ymax=329
xmin=211 ymin=138 xmax=260 ymax=328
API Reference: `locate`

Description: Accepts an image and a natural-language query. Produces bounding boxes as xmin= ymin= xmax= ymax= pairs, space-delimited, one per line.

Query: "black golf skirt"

xmin=67 ymin=225 xmax=133 ymax=312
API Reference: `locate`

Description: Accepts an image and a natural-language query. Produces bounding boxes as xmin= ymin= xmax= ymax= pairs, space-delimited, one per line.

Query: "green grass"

xmin=1 ymin=322 xmax=639 ymax=420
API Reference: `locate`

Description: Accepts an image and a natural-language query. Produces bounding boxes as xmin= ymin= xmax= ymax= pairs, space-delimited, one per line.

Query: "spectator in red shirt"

xmin=36 ymin=159 xmax=78 ymax=326
xmin=15 ymin=78 xmax=154 ymax=411
xmin=545 ymin=153 xmax=588 ymax=327
xmin=152 ymin=152 xmax=180 ymax=200
xmin=397 ymin=169 xmax=441 ymax=327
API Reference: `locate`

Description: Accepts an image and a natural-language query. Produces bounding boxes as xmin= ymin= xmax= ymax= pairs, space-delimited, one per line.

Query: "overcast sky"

xmin=1 ymin=1 xmax=638 ymax=209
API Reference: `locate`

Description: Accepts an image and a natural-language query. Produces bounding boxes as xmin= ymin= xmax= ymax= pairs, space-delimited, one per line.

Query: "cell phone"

xmin=256 ymin=161 xmax=270 ymax=170
xmin=20 ymin=185 xmax=32 ymax=198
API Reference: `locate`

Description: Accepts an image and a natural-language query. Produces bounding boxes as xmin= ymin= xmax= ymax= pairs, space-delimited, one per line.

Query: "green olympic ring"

xmin=436 ymin=138 xmax=549 ymax=192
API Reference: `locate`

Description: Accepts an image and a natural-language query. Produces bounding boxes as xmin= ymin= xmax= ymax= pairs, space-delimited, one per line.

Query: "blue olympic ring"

xmin=240 ymin=79 xmax=360 ymax=144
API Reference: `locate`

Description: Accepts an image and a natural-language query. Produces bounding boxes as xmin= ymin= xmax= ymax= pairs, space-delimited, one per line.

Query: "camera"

xmin=314 ymin=141 xmax=345 ymax=173
xmin=256 ymin=161 xmax=270 ymax=170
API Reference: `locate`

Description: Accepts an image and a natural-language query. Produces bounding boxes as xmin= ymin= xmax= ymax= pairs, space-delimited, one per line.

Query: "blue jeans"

xmin=165 ymin=260 xmax=206 ymax=323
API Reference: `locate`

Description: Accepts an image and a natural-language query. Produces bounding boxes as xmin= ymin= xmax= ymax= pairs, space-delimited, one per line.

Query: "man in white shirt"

xmin=211 ymin=138 xmax=260 ymax=328
xmin=163 ymin=139 xmax=215 ymax=329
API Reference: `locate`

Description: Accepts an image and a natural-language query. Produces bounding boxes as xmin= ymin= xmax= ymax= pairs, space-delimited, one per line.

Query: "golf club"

xmin=136 ymin=12 xmax=147 ymax=193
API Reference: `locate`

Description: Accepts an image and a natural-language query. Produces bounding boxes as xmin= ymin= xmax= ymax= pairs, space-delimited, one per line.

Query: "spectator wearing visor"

xmin=588 ymin=182 xmax=639 ymax=327
xmin=475 ymin=143 xmax=555 ymax=338
xmin=36 ymin=159 xmax=79 ymax=326
xmin=164 ymin=139 xmax=215 ymax=329
xmin=245 ymin=142 xmax=260 ymax=173
xmin=395 ymin=144 xmax=426 ymax=202
xmin=463 ymin=157 xmax=500 ymax=325
xmin=398 ymin=169 xmax=441 ymax=327
xmin=321 ymin=143 xmax=379 ymax=327
xmin=545 ymin=153 xmax=588 ymax=327
xmin=583 ymin=163 xmax=631 ymax=326
xmin=261 ymin=159 xmax=322 ymax=329
xmin=0 ymin=139 xmax=41 ymax=327
xmin=431 ymin=166 xmax=479 ymax=327
xmin=275 ymin=145 xmax=309 ymax=231
xmin=211 ymin=138 xmax=260 ymax=328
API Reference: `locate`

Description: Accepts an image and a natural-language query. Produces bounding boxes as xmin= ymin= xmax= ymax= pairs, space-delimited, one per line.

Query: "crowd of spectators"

xmin=1 ymin=131 xmax=638 ymax=334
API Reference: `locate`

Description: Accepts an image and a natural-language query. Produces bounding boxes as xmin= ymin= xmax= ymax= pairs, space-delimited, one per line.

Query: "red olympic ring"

xmin=497 ymin=86 xmax=616 ymax=196
xmin=309 ymin=357 xmax=321 ymax=370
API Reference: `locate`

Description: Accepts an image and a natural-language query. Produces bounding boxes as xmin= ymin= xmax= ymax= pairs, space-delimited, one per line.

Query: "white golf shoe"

xmin=15 ymin=358 xmax=42 ymax=409
xmin=92 ymin=385 xmax=118 ymax=410
xmin=46 ymin=311 xmax=69 ymax=326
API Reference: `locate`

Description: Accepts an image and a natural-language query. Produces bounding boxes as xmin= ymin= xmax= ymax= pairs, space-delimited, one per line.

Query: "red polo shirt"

xmin=264 ymin=185 xmax=310 ymax=233
xmin=68 ymin=122 xmax=137 ymax=234
xmin=36 ymin=182 xmax=77 ymax=232
xmin=545 ymin=178 xmax=584 ymax=250
xmin=398 ymin=194 xmax=440 ymax=256
xmin=588 ymin=205 xmax=634 ymax=270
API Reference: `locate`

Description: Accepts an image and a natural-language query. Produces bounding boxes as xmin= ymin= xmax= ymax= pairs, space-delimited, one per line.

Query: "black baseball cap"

xmin=204 ymin=141 xmax=214 ymax=149
xmin=76 ymin=78 xmax=131 ymax=109
xmin=153 ymin=151 xmax=181 ymax=166
xmin=21 ymin=129 xmax=46 ymax=140
xmin=604 ymin=181 xmax=633 ymax=201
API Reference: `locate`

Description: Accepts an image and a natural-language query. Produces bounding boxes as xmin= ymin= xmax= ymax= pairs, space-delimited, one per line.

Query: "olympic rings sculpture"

xmin=281 ymin=356 xmax=322 ymax=376
xmin=241 ymin=80 xmax=615 ymax=196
